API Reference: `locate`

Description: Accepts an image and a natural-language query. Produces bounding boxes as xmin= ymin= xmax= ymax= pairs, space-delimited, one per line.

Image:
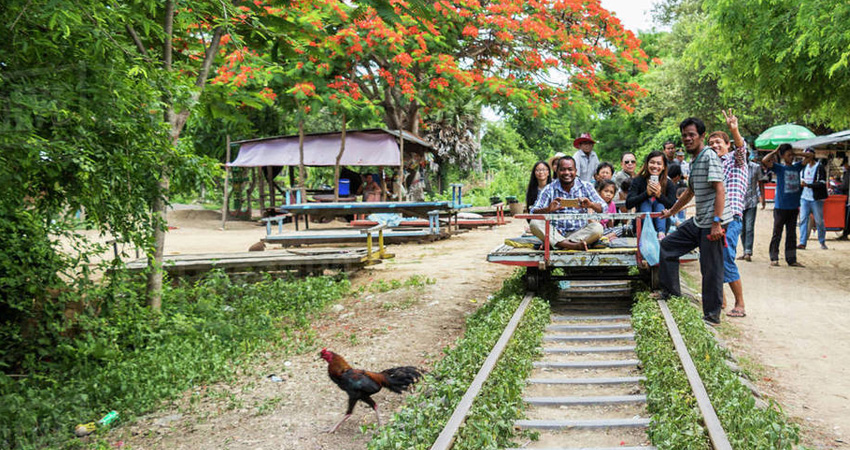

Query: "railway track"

xmin=430 ymin=280 xmax=733 ymax=450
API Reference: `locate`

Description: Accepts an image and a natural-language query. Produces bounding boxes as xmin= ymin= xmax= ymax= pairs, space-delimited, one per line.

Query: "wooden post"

xmin=399 ymin=129 xmax=404 ymax=201
xmin=267 ymin=166 xmax=276 ymax=208
xmin=246 ymin=169 xmax=255 ymax=219
xmin=258 ymin=166 xmax=266 ymax=213
xmin=334 ymin=113 xmax=346 ymax=202
xmin=221 ymin=135 xmax=230 ymax=229
xmin=380 ymin=167 xmax=387 ymax=201
xmin=298 ymin=116 xmax=306 ymax=187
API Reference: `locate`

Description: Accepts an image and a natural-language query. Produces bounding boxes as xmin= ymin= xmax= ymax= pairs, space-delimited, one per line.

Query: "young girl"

xmin=596 ymin=179 xmax=621 ymax=239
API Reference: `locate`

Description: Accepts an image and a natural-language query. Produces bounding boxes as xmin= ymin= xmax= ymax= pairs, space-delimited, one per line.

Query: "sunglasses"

xmin=623 ymin=160 xmax=636 ymax=164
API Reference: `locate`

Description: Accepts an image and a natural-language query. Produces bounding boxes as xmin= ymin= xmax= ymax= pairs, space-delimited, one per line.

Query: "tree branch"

xmin=163 ymin=0 xmax=174 ymax=71
xmin=193 ymin=26 xmax=223 ymax=89
xmin=8 ymin=0 xmax=33 ymax=31
xmin=126 ymin=24 xmax=148 ymax=56
xmin=171 ymin=26 xmax=224 ymax=142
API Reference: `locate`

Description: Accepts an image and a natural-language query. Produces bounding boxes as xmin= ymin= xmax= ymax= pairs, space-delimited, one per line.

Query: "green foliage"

xmin=632 ymin=293 xmax=800 ymax=449
xmin=368 ymin=272 xmax=551 ymax=450
xmin=701 ymin=0 xmax=850 ymax=128
xmin=361 ymin=275 xmax=436 ymax=294
xmin=0 ymin=273 xmax=349 ymax=449
xmin=451 ymin=121 xmax=537 ymax=207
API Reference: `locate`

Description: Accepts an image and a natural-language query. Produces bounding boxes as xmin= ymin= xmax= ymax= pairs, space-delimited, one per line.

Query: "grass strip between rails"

xmin=632 ymin=292 xmax=800 ymax=449
xmin=368 ymin=271 xmax=550 ymax=450
xmin=1 ymin=271 xmax=350 ymax=450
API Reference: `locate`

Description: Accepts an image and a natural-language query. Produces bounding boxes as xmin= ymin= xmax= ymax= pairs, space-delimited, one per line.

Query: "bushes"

xmin=0 ymin=272 xmax=349 ymax=449
xmin=368 ymin=272 xmax=550 ymax=450
xmin=632 ymin=293 xmax=800 ymax=449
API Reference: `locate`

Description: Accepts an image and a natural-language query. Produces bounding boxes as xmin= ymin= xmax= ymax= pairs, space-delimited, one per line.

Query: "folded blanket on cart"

xmin=504 ymin=235 xmax=542 ymax=249
xmin=505 ymin=235 xmax=634 ymax=250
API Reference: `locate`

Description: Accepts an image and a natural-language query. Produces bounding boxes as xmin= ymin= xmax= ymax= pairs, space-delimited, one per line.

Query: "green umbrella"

xmin=755 ymin=124 xmax=816 ymax=150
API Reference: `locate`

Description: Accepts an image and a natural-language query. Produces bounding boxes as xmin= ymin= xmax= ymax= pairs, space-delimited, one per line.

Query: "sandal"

xmin=727 ymin=309 xmax=746 ymax=318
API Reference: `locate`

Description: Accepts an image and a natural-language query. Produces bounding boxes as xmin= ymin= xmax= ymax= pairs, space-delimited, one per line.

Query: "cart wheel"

xmin=526 ymin=267 xmax=540 ymax=292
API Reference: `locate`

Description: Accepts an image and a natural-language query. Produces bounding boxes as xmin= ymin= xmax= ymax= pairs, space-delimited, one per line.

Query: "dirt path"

xmin=106 ymin=206 xmax=850 ymax=449
xmin=113 ymin=212 xmax=523 ymax=450
xmin=682 ymin=205 xmax=850 ymax=449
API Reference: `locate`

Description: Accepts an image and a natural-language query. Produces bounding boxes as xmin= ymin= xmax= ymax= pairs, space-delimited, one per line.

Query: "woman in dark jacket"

xmin=627 ymin=151 xmax=677 ymax=237
xmin=525 ymin=160 xmax=552 ymax=214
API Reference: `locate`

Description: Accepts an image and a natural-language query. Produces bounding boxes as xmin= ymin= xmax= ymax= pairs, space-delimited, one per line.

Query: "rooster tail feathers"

xmin=379 ymin=366 xmax=423 ymax=393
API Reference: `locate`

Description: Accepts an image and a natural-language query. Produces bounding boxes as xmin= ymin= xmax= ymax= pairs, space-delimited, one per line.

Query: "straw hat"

xmin=547 ymin=152 xmax=566 ymax=171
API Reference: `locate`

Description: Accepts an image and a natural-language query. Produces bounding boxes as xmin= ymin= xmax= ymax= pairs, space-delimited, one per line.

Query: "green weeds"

xmin=633 ymin=292 xmax=799 ymax=449
xmin=368 ymin=271 xmax=550 ymax=450
xmin=361 ymin=275 xmax=436 ymax=293
xmin=0 ymin=271 xmax=349 ymax=449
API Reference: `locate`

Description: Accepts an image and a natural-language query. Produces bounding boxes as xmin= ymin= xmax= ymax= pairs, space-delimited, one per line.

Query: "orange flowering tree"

xmin=277 ymin=0 xmax=649 ymax=136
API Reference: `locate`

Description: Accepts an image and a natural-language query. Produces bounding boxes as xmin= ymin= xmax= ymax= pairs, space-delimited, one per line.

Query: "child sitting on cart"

xmin=596 ymin=179 xmax=626 ymax=240
xmin=528 ymin=156 xmax=605 ymax=250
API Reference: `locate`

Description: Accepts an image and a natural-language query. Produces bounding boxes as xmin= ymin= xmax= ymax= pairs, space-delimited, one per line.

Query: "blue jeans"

xmin=723 ymin=217 xmax=742 ymax=283
xmin=799 ymin=198 xmax=825 ymax=246
xmin=739 ymin=207 xmax=757 ymax=255
xmin=639 ymin=198 xmax=667 ymax=233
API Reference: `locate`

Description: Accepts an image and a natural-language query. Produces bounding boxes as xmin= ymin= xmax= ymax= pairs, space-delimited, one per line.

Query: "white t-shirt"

xmin=801 ymin=163 xmax=818 ymax=201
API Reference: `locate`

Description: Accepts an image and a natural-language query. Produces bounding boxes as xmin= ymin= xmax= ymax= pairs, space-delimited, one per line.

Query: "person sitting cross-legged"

xmin=529 ymin=156 xmax=605 ymax=251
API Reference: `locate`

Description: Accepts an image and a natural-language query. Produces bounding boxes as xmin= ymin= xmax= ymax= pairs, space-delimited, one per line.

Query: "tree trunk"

xmin=334 ymin=112 xmax=346 ymax=202
xmin=145 ymin=1 xmax=223 ymax=310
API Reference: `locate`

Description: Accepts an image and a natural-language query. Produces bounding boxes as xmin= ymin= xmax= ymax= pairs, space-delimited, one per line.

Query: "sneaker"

xmin=796 ymin=244 xmax=806 ymax=249
xmin=820 ymin=243 xmax=828 ymax=250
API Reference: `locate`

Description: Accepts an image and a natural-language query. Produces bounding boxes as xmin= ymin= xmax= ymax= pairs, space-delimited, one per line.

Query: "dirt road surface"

xmin=683 ymin=205 xmax=850 ymax=449
xmin=110 ymin=206 xmax=847 ymax=449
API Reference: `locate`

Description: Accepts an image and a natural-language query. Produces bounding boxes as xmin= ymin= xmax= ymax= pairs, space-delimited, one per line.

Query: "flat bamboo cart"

xmin=120 ymin=247 xmax=383 ymax=279
xmin=488 ymin=212 xmax=698 ymax=291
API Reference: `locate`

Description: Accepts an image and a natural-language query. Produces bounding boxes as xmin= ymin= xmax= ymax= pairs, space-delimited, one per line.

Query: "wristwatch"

xmin=713 ymin=215 xmax=722 ymax=223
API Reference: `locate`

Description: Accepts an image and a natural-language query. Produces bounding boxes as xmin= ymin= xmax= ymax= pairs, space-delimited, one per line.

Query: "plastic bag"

xmin=367 ymin=213 xmax=403 ymax=227
xmin=639 ymin=213 xmax=660 ymax=266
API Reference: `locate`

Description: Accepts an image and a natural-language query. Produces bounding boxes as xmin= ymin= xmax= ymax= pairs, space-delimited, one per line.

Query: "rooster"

xmin=320 ymin=348 xmax=423 ymax=433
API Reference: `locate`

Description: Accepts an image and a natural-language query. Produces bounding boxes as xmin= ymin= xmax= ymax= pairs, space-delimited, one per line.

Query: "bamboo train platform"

xmin=119 ymin=247 xmax=384 ymax=279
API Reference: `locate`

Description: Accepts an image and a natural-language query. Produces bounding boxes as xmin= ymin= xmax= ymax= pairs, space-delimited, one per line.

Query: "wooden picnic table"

xmin=310 ymin=194 xmax=358 ymax=203
xmin=277 ymin=200 xmax=466 ymax=231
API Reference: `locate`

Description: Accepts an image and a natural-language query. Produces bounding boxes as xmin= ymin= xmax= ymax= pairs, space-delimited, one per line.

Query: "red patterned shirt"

xmin=718 ymin=143 xmax=748 ymax=217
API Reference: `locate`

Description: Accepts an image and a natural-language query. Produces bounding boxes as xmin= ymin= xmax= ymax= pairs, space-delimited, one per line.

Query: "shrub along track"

xmin=371 ymin=274 xmax=800 ymax=450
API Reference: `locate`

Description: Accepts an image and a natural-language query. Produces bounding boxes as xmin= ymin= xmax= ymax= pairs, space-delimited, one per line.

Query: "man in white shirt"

xmin=572 ymin=133 xmax=599 ymax=183
xmin=676 ymin=150 xmax=690 ymax=179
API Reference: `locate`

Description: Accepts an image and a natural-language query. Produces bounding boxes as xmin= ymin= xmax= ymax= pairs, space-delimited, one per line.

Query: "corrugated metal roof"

xmin=231 ymin=128 xmax=432 ymax=149
xmin=791 ymin=130 xmax=850 ymax=149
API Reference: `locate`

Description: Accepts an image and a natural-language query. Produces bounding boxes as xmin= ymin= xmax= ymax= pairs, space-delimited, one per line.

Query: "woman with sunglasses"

xmin=613 ymin=152 xmax=637 ymax=197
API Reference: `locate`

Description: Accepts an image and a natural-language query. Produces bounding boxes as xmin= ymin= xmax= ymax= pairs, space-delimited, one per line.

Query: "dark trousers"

xmin=739 ymin=206 xmax=757 ymax=255
xmin=769 ymin=208 xmax=799 ymax=264
xmin=842 ymin=203 xmax=850 ymax=238
xmin=659 ymin=218 xmax=724 ymax=322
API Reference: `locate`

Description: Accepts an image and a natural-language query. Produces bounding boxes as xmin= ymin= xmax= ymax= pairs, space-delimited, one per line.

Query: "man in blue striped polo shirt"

xmin=530 ymin=156 xmax=605 ymax=251
xmin=658 ymin=117 xmax=733 ymax=325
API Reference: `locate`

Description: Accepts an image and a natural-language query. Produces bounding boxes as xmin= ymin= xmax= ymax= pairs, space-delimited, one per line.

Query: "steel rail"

xmin=429 ymin=291 xmax=535 ymax=450
xmin=657 ymin=299 xmax=733 ymax=450
xmin=516 ymin=212 xmax=662 ymax=221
